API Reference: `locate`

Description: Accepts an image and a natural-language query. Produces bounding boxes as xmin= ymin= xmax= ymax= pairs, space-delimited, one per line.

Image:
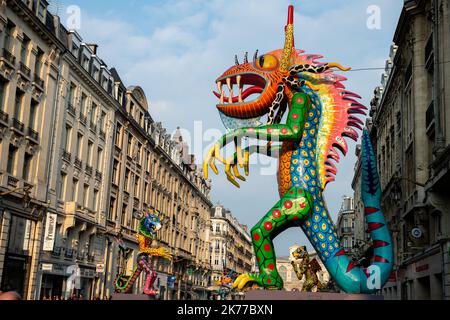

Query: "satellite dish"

xmin=411 ymin=227 xmax=423 ymax=239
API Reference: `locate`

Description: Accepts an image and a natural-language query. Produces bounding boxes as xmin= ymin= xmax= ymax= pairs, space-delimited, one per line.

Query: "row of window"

xmin=63 ymin=124 xmax=104 ymax=171
xmin=57 ymin=173 xmax=100 ymax=212
xmin=67 ymin=82 xmax=107 ymax=133
xmin=6 ymin=144 xmax=34 ymax=181
xmin=3 ymin=18 xmax=46 ymax=88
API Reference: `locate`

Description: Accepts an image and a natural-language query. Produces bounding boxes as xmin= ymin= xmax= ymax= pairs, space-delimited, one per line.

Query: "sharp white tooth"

xmin=217 ymin=81 xmax=222 ymax=94
xmin=220 ymin=91 xmax=224 ymax=104
xmin=226 ymin=77 xmax=233 ymax=104
xmin=226 ymin=77 xmax=232 ymax=91
xmin=237 ymin=75 xmax=243 ymax=102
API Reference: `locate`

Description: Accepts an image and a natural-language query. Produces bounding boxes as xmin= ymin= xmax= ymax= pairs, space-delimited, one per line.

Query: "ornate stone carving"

xmin=31 ymin=86 xmax=44 ymax=102
xmin=58 ymin=78 xmax=68 ymax=98
xmin=0 ymin=61 xmax=15 ymax=81
xmin=0 ymin=126 xmax=9 ymax=140
xmin=17 ymin=75 xmax=32 ymax=93
xmin=25 ymin=142 xmax=39 ymax=155
xmin=10 ymin=134 xmax=25 ymax=147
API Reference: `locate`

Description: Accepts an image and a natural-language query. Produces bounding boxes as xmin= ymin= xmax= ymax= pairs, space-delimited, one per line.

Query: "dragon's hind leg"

xmin=233 ymin=187 xmax=313 ymax=290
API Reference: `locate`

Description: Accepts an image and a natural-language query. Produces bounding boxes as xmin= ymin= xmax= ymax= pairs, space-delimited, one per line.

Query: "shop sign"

xmin=42 ymin=263 xmax=53 ymax=272
xmin=96 ymin=264 xmax=105 ymax=273
xmin=43 ymin=213 xmax=57 ymax=251
xmin=415 ymin=264 xmax=429 ymax=273
xmin=23 ymin=220 xmax=31 ymax=251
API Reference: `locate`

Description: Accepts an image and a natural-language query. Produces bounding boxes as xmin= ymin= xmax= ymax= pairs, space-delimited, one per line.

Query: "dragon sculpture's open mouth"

xmin=213 ymin=72 xmax=267 ymax=107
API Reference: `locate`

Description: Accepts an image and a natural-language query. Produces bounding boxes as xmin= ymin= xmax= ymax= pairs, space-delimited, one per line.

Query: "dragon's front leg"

xmin=233 ymin=187 xmax=313 ymax=290
xmin=203 ymin=92 xmax=312 ymax=187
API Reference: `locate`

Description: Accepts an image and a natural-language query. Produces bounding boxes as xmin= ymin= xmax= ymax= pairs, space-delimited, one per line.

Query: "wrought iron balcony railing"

xmin=0 ymin=48 xmax=16 ymax=66
xmin=79 ymin=114 xmax=87 ymax=126
xmin=74 ymin=157 xmax=83 ymax=169
xmin=62 ymin=150 xmax=72 ymax=162
xmin=85 ymin=165 xmax=93 ymax=176
xmin=7 ymin=176 xmax=18 ymax=188
xmin=67 ymin=103 xmax=76 ymax=115
xmin=27 ymin=127 xmax=39 ymax=141
xmin=12 ymin=118 xmax=25 ymax=132
xmin=19 ymin=62 xmax=31 ymax=78
xmin=90 ymin=121 xmax=97 ymax=132
xmin=33 ymin=74 xmax=44 ymax=88
xmin=0 ymin=110 xmax=8 ymax=123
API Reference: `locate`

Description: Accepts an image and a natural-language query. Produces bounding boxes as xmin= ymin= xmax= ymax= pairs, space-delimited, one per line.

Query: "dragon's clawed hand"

xmin=203 ymin=133 xmax=249 ymax=188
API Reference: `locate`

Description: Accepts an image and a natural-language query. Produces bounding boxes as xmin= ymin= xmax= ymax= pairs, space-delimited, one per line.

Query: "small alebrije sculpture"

xmin=114 ymin=209 xmax=171 ymax=296
xmin=291 ymin=246 xmax=323 ymax=292
xmin=203 ymin=5 xmax=393 ymax=293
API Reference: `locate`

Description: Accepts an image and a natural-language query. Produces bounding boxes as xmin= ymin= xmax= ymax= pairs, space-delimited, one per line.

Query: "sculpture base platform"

xmin=112 ymin=294 xmax=156 ymax=301
xmin=245 ymin=290 xmax=384 ymax=300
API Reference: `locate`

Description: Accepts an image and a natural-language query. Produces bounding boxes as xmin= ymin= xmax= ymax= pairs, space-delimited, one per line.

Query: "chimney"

xmin=53 ymin=15 xmax=60 ymax=38
xmin=86 ymin=44 xmax=98 ymax=55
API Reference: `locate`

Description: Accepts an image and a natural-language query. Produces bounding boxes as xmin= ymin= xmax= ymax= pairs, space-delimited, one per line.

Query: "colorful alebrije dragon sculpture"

xmin=114 ymin=209 xmax=171 ymax=296
xmin=203 ymin=5 xmax=393 ymax=293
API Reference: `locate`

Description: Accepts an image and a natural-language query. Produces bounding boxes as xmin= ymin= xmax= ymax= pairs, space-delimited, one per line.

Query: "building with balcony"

xmin=0 ymin=0 xmax=214 ymax=300
xmin=106 ymin=73 xmax=213 ymax=300
xmin=352 ymin=0 xmax=450 ymax=300
xmin=0 ymin=0 xmax=65 ymax=300
xmin=336 ymin=197 xmax=356 ymax=255
xmin=209 ymin=205 xmax=255 ymax=297
xmin=41 ymin=30 xmax=118 ymax=300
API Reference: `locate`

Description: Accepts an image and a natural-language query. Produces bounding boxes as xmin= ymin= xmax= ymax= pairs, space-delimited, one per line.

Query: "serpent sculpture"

xmin=114 ymin=209 xmax=171 ymax=296
xmin=291 ymin=246 xmax=323 ymax=292
xmin=203 ymin=5 xmax=393 ymax=293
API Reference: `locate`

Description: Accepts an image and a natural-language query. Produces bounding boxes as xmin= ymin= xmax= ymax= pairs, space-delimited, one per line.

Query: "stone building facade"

xmin=336 ymin=196 xmax=356 ymax=256
xmin=352 ymin=0 xmax=450 ymax=300
xmin=106 ymin=75 xmax=213 ymax=300
xmin=0 ymin=0 xmax=213 ymax=300
xmin=0 ymin=0 xmax=65 ymax=300
xmin=209 ymin=205 xmax=255 ymax=292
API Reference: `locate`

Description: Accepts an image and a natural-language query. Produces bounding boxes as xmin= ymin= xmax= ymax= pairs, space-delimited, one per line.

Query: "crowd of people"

xmin=41 ymin=294 xmax=113 ymax=300
xmin=0 ymin=291 xmax=21 ymax=300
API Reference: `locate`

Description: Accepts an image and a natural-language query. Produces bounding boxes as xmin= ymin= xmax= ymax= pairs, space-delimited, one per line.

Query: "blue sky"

xmin=55 ymin=0 xmax=403 ymax=256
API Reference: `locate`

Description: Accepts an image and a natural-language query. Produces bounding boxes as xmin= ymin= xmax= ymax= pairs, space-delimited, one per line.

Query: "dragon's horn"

xmin=280 ymin=5 xmax=295 ymax=72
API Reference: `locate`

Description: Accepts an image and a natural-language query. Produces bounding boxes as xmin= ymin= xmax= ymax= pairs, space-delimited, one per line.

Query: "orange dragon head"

xmin=213 ymin=6 xmax=297 ymax=122
xmin=213 ymin=5 xmax=349 ymax=129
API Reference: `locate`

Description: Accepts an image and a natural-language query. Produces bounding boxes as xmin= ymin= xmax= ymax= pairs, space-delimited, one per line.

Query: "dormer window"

xmin=92 ymin=66 xmax=99 ymax=81
xmin=82 ymin=55 xmax=89 ymax=70
xmin=102 ymin=76 xmax=108 ymax=90
xmin=36 ymin=0 xmax=47 ymax=22
xmin=72 ymin=43 xmax=79 ymax=57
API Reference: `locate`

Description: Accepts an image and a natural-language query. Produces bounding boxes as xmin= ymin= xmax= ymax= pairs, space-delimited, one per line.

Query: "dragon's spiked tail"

xmin=321 ymin=130 xmax=393 ymax=293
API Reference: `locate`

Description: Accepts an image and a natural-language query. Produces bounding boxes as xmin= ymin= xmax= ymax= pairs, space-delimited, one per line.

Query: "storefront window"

xmin=1 ymin=215 xmax=35 ymax=298
xmin=7 ymin=215 xmax=34 ymax=255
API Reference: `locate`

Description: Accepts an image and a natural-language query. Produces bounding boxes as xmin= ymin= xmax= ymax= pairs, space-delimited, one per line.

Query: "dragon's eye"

xmin=255 ymin=54 xmax=278 ymax=70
